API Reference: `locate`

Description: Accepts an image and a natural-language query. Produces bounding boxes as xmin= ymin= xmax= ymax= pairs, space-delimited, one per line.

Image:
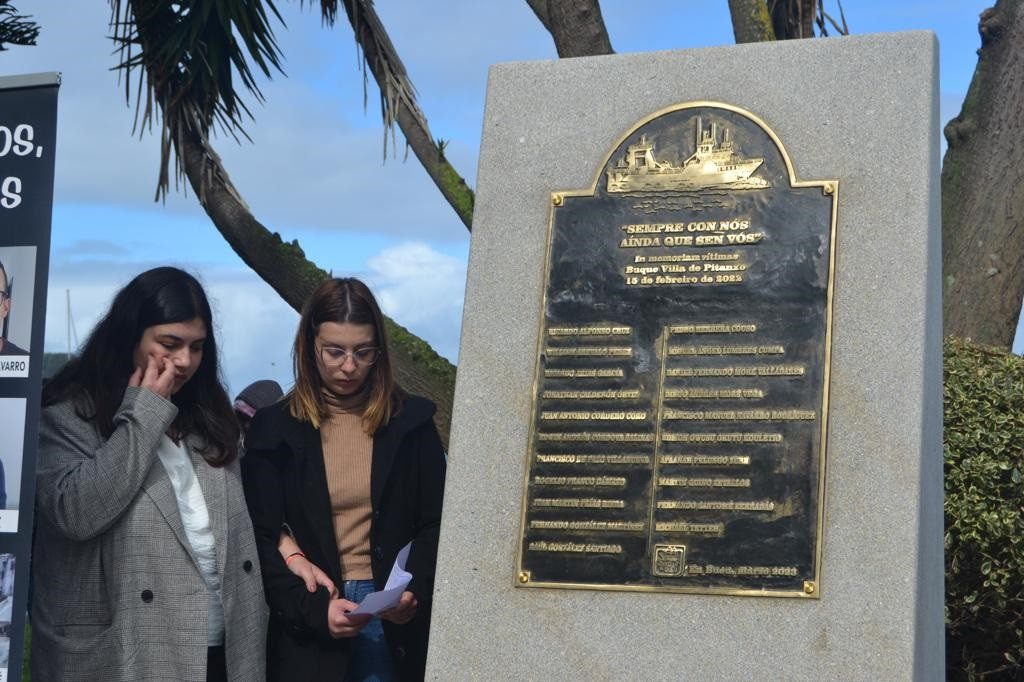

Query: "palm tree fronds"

xmin=302 ymin=0 xmax=426 ymax=160
xmin=108 ymin=0 xmax=285 ymax=199
xmin=0 ymin=1 xmax=40 ymax=50
xmin=303 ymin=0 xmax=473 ymax=228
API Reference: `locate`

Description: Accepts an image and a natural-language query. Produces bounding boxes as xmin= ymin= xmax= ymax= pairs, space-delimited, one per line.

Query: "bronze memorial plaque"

xmin=516 ymin=102 xmax=837 ymax=598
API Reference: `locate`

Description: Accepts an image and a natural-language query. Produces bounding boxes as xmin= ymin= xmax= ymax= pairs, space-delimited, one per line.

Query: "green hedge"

xmin=945 ymin=338 xmax=1024 ymax=680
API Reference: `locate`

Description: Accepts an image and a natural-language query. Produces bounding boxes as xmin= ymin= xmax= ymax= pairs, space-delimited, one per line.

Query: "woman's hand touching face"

xmin=131 ymin=318 xmax=207 ymax=398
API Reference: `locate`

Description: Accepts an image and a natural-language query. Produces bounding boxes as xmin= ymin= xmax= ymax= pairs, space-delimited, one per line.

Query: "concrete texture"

xmin=428 ymin=32 xmax=943 ymax=681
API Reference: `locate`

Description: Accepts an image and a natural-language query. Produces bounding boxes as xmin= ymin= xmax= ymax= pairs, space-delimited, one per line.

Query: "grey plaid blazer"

xmin=31 ymin=387 xmax=267 ymax=681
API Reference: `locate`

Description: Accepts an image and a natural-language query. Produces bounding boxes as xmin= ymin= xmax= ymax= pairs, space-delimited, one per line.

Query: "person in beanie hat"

xmin=234 ymin=379 xmax=283 ymax=444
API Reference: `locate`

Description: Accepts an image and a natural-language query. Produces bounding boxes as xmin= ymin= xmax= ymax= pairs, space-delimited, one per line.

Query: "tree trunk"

xmin=770 ymin=0 xmax=817 ymax=39
xmin=176 ymin=128 xmax=456 ymax=447
xmin=526 ymin=0 xmax=613 ymax=57
xmin=728 ymin=0 xmax=777 ymax=43
xmin=942 ymin=0 xmax=1024 ymax=348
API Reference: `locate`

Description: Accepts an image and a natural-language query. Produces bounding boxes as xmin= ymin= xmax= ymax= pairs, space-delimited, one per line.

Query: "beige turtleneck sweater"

xmin=321 ymin=391 xmax=374 ymax=580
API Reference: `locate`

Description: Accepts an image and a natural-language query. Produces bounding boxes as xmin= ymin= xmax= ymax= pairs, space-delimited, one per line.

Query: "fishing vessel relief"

xmin=606 ymin=117 xmax=771 ymax=193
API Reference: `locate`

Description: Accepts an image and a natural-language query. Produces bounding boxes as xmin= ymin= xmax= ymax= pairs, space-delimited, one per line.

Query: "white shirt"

xmin=156 ymin=435 xmax=225 ymax=646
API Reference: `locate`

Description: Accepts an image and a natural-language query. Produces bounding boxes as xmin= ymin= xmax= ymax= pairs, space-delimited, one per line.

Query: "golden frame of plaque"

xmin=515 ymin=101 xmax=838 ymax=599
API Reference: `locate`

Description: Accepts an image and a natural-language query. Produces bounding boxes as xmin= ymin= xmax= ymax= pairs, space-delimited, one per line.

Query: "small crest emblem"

xmin=652 ymin=544 xmax=687 ymax=577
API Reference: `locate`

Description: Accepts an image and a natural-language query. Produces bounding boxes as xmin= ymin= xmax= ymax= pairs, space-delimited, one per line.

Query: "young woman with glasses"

xmin=242 ymin=277 xmax=446 ymax=681
xmin=32 ymin=267 xmax=267 ymax=681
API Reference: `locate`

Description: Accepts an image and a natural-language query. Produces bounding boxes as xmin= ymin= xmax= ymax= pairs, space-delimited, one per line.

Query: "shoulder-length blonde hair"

xmin=289 ymin=277 xmax=404 ymax=432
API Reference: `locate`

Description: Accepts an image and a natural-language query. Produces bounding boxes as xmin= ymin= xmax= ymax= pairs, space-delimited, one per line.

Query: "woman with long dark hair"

xmin=32 ymin=267 xmax=267 ymax=682
xmin=242 ymin=277 xmax=446 ymax=681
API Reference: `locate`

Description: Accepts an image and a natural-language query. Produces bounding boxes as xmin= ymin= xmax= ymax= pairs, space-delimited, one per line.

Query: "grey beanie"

xmin=234 ymin=379 xmax=283 ymax=417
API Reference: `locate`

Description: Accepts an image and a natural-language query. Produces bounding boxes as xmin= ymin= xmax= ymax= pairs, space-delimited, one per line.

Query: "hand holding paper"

xmin=379 ymin=590 xmax=418 ymax=624
xmin=348 ymin=542 xmax=413 ymax=616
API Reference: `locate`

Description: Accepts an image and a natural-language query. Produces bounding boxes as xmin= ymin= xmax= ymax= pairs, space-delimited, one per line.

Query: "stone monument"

xmin=428 ymin=32 xmax=942 ymax=680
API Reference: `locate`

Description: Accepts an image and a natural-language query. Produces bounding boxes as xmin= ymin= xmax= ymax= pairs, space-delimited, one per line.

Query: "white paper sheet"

xmin=348 ymin=541 xmax=413 ymax=615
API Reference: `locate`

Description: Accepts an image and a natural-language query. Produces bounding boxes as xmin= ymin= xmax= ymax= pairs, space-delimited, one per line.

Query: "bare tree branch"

xmin=816 ymin=0 xmax=848 ymax=36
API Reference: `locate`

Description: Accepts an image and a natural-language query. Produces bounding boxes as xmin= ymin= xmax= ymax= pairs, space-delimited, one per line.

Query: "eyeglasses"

xmin=0 ymin=291 xmax=7 ymax=301
xmin=319 ymin=345 xmax=380 ymax=367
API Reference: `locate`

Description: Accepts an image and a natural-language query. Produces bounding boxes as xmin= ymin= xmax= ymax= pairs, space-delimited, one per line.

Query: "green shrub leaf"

xmin=945 ymin=338 xmax=1024 ymax=680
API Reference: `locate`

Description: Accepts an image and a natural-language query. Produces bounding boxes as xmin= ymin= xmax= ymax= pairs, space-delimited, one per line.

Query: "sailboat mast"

xmin=66 ymin=289 xmax=71 ymax=359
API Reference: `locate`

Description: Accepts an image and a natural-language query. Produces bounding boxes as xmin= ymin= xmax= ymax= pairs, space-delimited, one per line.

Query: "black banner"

xmin=0 ymin=72 xmax=59 ymax=681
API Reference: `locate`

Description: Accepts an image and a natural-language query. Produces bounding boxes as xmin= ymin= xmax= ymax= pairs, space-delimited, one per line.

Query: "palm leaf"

xmin=304 ymin=0 xmax=474 ymax=229
xmin=109 ymin=0 xmax=285 ymax=199
xmin=0 ymin=1 xmax=39 ymax=50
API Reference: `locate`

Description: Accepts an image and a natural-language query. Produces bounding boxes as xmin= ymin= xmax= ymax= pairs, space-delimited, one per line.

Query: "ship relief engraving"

xmin=607 ymin=117 xmax=771 ymax=193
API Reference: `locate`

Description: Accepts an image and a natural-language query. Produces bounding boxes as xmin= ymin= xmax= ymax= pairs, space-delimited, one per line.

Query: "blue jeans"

xmin=343 ymin=580 xmax=398 ymax=682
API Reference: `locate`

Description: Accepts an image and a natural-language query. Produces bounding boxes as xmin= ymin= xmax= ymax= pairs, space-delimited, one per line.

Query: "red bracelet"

xmin=284 ymin=551 xmax=306 ymax=565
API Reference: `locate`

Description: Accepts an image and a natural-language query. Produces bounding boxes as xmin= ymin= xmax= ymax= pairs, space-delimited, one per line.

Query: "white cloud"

xmin=363 ymin=242 xmax=467 ymax=362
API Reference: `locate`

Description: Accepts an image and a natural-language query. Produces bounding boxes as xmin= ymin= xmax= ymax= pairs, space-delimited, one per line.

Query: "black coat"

xmin=241 ymin=395 xmax=446 ymax=681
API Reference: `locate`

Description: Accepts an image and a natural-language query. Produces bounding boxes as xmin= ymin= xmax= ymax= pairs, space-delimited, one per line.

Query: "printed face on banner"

xmin=0 ymin=398 xmax=24 ymax=528
xmin=0 ymin=247 xmax=35 ymax=369
xmin=0 ymin=262 xmax=9 ymax=323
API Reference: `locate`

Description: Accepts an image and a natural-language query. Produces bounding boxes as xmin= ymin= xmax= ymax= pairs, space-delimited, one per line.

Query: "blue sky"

xmin=0 ymin=0 xmax=998 ymax=396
